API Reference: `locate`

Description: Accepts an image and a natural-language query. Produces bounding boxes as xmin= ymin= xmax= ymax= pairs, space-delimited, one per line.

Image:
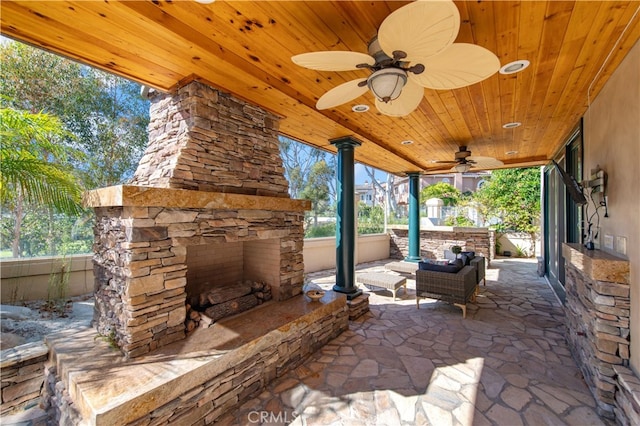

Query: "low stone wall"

xmin=388 ymin=226 xmax=494 ymax=264
xmin=0 ymin=342 xmax=48 ymax=414
xmin=614 ymin=365 xmax=640 ymax=425
xmin=562 ymin=243 xmax=631 ymax=421
xmin=42 ymin=293 xmax=348 ymax=425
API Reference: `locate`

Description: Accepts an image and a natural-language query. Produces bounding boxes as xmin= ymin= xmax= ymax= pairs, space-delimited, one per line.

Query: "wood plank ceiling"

xmin=2 ymin=1 xmax=639 ymax=176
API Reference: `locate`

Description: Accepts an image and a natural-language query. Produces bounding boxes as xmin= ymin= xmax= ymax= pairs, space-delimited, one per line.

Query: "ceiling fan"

xmin=291 ymin=0 xmax=500 ymax=117
xmin=432 ymin=146 xmax=504 ymax=173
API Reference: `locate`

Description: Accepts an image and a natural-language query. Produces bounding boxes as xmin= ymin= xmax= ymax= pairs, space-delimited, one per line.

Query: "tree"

xmin=0 ymin=40 xmax=150 ymax=257
xmin=279 ymin=136 xmax=332 ymax=199
xmin=473 ymin=167 xmax=541 ymax=254
xmin=0 ymin=107 xmax=85 ymax=257
xmin=299 ymin=160 xmax=333 ymax=227
xmin=420 ymin=182 xmax=461 ymax=206
xmin=364 ymin=165 xmax=397 ymax=213
xmin=1 ymin=41 xmax=149 ymax=189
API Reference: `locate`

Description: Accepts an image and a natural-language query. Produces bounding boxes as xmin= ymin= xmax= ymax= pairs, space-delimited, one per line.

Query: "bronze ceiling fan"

xmin=432 ymin=146 xmax=504 ymax=173
xmin=292 ymin=0 xmax=500 ymax=117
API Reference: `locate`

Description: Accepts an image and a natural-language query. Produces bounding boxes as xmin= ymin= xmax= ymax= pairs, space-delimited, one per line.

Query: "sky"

xmin=355 ymin=163 xmax=388 ymax=185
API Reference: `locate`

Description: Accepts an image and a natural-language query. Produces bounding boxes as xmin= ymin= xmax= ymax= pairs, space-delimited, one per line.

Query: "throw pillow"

xmin=461 ymin=251 xmax=476 ymax=260
xmin=419 ymin=261 xmax=463 ymax=273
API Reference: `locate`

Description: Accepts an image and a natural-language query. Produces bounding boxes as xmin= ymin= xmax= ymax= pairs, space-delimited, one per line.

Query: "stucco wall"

xmin=583 ymin=39 xmax=640 ymax=374
xmin=1 ymin=234 xmax=392 ymax=303
xmin=0 ymin=255 xmax=94 ymax=303
xmin=303 ymin=233 xmax=390 ymax=274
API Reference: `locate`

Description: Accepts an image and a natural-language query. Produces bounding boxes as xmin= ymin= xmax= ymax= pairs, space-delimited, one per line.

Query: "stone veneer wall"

xmin=388 ymin=226 xmax=494 ymax=264
xmin=613 ymin=365 xmax=640 ymax=425
xmin=93 ymin=203 xmax=305 ymax=358
xmin=130 ymin=81 xmax=289 ymax=197
xmin=0 ymin=342 xmax=48 ymax=414
xmin=562 ymin=243 xmax=631 ymax=421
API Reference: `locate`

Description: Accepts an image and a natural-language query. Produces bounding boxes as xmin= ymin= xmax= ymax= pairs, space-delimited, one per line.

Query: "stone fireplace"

xmin=85 ymin=81 xmax=311 ymax=358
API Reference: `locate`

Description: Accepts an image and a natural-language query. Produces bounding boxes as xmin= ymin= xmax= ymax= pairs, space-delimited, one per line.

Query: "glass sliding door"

xmin=543 ymin=123 xmax=583 ymax=303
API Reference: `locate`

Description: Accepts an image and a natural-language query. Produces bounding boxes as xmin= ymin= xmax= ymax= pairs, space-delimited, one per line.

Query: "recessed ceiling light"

xmin=502 ymin=122 xmax=522 ymax=129
xmin=505 ymin=150 xmax=518 ymax=155
xmin=195 ymin=0 xmax=215 ymax=3
xmin=499 ymin=60 xmax=530 ymax=75
xmin=401 ymin=140 xmax=414 ymax=145
xmin=352 ymin=104 xmax=370 ymax=113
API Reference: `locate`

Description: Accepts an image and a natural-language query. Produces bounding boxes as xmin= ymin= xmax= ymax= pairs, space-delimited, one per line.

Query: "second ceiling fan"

xmin=292 ymin=0 xmax=500 ymax=117
xmin=432 ymin=146 xmax=504 ymax=173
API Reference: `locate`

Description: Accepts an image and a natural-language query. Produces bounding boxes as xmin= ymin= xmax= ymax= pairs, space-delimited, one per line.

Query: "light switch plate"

xmin=616 ymin=236 xmax=627 ymax=255
xmin=604 ymin=235 xmax=614 ymax=250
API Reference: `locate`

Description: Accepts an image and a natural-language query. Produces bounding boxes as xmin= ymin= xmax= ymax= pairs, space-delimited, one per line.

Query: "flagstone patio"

xmin=223 ymin=258 xmax=607 ymax=426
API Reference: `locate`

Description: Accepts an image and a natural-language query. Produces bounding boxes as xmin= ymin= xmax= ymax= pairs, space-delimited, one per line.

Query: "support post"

xmin=405 ymin=172 xmax=422 ymax=262
xmin=331 ymin=136 xmax=362 ymax=300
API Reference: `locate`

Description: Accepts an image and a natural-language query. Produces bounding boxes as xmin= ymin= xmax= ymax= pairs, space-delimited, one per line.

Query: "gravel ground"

xmin=0 ymin=297 xmax=94 ymax=350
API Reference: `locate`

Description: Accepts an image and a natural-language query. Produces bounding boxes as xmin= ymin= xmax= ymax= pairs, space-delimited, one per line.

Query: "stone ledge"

xmin=45 ymin=292 xmax=347 ymax=425
xmin=83 ymin=185 xmax=311 ymax=212
xmin=0 ymin=342 xmax=48 ymax=369
xmin=562 ymin=243 xmax=629 ymax=284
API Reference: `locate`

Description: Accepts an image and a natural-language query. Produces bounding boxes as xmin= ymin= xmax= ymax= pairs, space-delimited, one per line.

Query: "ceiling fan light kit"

xmin=292 ymin=0 xmax=500 ymax=117
xmin=454 ymin=163 xmax=472 ymax=173
xmin=367 ymin=68 xmax=407 ymax=102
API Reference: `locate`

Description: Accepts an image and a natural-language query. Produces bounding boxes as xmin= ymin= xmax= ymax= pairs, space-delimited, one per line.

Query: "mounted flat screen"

xmin=552 ymin=160 xmax=587 ymax=205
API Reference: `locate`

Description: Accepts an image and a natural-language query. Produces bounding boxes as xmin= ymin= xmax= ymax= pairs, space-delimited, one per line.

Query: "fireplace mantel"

xmin=562 ymin=243 xmax=629 ymax=284
xmin=84 ymin=185 xmax=311 ymax=212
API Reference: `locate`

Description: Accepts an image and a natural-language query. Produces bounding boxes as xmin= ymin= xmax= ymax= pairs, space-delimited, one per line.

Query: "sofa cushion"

xmin=419 ymin=260 xmax=463 ymax=273
xmin=461 ymin=251 xmax=475 ymax=260
xmin=459 ymin=253 xmax=471 ymax=266
xmin=449 ymin=259 xmax=464 ymax=269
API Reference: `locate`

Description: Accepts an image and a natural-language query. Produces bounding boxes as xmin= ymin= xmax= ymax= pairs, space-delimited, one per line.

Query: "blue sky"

xmin=355 ymin=163 xmax=387 ymax=185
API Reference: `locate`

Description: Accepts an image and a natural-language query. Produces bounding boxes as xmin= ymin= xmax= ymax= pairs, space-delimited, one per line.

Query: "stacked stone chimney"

xmin=87 ymin=81 xmax=309 ymax=358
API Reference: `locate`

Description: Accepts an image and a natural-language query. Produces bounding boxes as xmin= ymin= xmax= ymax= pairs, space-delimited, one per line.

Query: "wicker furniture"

xmin=357 ymin=273 xmax=407 ymax=300
xmin=385 ymin=261 xmax=418 ymax=275
xmin=415 ymin=265 xmax=477 ymax=318
xmin=471 ymin=256 xmax=486 ymax=285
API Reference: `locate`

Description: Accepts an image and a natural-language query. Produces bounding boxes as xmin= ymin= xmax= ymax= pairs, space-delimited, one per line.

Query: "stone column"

xmin=331 ymin=136 xmax=362 ymax=300
xmin=406 ymin=172 xmax=421 ymax=262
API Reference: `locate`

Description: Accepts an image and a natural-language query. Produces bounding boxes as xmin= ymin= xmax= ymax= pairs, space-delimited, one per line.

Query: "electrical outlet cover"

xmin=616 ymin=236 xmax=627 ymax=255
xmin=604 ymin=235 xmax=614 ymax=250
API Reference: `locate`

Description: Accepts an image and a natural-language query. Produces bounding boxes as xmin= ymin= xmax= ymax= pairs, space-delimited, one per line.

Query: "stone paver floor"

xmin=224 ymin=258 xmax=606 ymax=426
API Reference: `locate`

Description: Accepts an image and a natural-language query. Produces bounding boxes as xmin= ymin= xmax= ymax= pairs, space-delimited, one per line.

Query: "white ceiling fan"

xmin=291 ymin=0 xmax=500 ymax=117
xmin=432 ymin=146 xmax=504 ymax=173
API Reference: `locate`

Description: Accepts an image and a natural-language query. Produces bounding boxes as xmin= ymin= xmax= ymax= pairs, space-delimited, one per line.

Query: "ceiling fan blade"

xmin=409 ymin=43 xmax=500 ymax=90
xmin=292 ymin=51 xmax=375 ymax=71
xmin=378 ymin=0 xmax=460 ymax=63
xmin=316 ymin=79 xmax=369 ymax=110
xmin=374 ymin=80 xmax=424 ymax=117
xmin=432 ymin=160 xmax=458 ymax=164
xmin=467 ymin=156 xmax=504 ymax=168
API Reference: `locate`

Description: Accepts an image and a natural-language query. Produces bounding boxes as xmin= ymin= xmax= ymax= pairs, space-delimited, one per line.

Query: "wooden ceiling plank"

xmin=538 ymin=1 xmax=638 ymax=156
xmin=0 ymin=2 xmax=181 ymax=90
xmin=510 ymin=1 xmax=548 ymax=159
xmin=518 ymin=0 xmax=575 ymax=159
xmin=549 ymin=1 xmax=640 ymax=150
